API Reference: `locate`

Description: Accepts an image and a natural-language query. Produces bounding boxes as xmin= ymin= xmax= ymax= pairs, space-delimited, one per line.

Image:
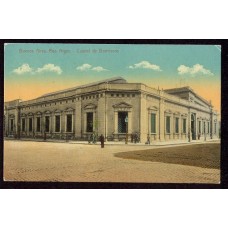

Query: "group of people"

xmin=131 ymin=132 xmax=140 ymax=144
xmin=88 ymin=132 xmax=105 ymax=148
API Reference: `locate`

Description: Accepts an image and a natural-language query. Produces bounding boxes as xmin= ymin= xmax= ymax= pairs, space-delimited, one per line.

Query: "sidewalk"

xmin=4 ymin=137 xmax=220 ymax=147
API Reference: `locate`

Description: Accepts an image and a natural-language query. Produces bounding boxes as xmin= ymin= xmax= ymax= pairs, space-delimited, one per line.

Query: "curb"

xmin=4 ymin=138 xmax=220 ymax=147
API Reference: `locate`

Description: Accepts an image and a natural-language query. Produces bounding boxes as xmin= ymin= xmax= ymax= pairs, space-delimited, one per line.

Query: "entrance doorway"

xmin=118 ymin=112 xmax=128 ymax=133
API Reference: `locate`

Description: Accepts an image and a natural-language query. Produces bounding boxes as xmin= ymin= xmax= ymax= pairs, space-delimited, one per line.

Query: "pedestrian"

xmin=134 ymin=133 xmax=137 ymax=144
xmin=131 ymin=133 xmax=133 ymax=143
xmin=88 ymin=134 xmax=93 ymax=144
xmin=100 ymin=134 xmax=104 ymax=148
xmin=147 ymin=134 xmax=150 ymax=145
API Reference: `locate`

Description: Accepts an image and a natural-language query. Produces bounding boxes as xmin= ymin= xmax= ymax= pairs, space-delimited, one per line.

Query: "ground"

xmin=3 ymin=140 xmax=220 ymax=183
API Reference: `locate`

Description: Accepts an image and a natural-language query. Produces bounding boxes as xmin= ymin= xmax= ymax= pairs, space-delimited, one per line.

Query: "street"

xmin=3 ymin=140 xmax=220 ymax=183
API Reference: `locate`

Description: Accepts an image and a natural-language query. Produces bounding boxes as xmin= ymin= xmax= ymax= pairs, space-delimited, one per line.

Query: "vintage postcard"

xmin=3 ymin=42 xmax=221 ymax=185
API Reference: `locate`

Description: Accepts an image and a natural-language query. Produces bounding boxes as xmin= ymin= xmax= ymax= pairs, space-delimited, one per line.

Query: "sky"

xmin=4 ymin=43 xmax=221 ymax=112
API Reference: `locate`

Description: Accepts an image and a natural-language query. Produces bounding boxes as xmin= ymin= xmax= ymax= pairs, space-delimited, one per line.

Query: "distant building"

xmin=4 ymin=77 xmax=220 ymax=142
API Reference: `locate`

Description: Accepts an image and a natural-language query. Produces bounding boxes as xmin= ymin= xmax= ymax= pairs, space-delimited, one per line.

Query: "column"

xmin=211 ymin=112 xmax=214 ymax=139
xmin=195 ymin=113 xmax=198 ymax=140
xmin=178 ymin=115 xmax=181 ymax=139
xmin=52 ymin=113 xmax=55 ymax=133
xmin=159 ymin=97 xmax=165 ymax=141
xmin=148 ymin=112 xmax=151 ymax=135
xmin=60 ymin=112 xmax=64 ymax=137
xmin=41 ymin=114 xmax=44 ymax=134
xmin=14 ymin=108 xmax=19 ymax=136
xmin=97 ymin=93 xmax=105 ymax=137
xmin=26 ymin=116 xmax=29 ymax=135
xmin=75 ymin=97 xmax=81 ymax=138
xmin=128 ymin=111 xmax=132 ymax=134
xmin=170 ymin=114 xmax=173 ymax=140
xmin=140 ymin=93 xmax=147 ymax=143
xmin=64 ymin=113 xmax=67 ymax=132
xmin=173 ymin=116 xmax=176 ymax=139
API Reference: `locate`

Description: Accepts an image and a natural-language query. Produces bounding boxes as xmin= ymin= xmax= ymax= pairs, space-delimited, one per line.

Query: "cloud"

xmin=76 ymin=63 xmax=109 ymax=72
xmin=92 ymin=66 xmax=109 ymax=72
xmin=177 ymin=64 xmax=213 ymax=76
xmin=13 ymin=64 xmax=33 ymax=74
xmin=37 ymin=64 xmax=62 ymax=74
xmin=129 ymin=61 xmax=162 ymax=71
xmin=76 ymin=63 xmax=92 ymax=71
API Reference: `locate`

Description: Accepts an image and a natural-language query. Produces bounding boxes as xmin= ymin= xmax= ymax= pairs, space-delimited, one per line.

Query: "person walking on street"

xmin=147 ymin=134 xmax=150 ymax=145
xmin=100 ymin=134 xmax=104 ymax=148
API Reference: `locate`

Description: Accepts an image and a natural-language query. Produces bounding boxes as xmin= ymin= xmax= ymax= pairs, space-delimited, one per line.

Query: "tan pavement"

xmin=3 ymin=140 xmax=220 ymax=183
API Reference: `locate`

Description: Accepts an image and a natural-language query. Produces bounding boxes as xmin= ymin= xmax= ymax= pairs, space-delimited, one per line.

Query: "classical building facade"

xmin=4 ymin=77 xmax=220 ymax=142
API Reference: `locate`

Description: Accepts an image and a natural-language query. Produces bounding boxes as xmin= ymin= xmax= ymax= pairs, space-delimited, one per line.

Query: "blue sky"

xmin=4 ymin=43 xmax=221 ymax=111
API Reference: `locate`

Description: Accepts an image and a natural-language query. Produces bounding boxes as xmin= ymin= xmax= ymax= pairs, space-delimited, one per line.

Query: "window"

xmin=203 ymin=122 xmax=206 ymax=134
xmin=22 ymin=118 xmax=25 ymax=131
xmin=66 ymin=114 xmax=72 ymax=132
xmin=118 ymin=112 xmax=128 ymax=133
xmin=214 ymin=123 xmax=216 ymax=134
xmin=166 ymin=116 xmax=170 ymax=133
xmin=198 ymin=121 xmax=201 ymax=134
xmin=100 ymin=94 xmax=103 ymax=97
xmin=45 ymin=116 xmax=50 ymax=132
xmin=10 ymin=119 xmax=14 ymax=131
xmin=175 ymin=117 xmax=179 ymax=133
xmin=182 ymin=119 xmax=186 ymax=133
xmin=132 ymin=94 xmax=135 ymax=97
xmin=127 ymin=94 xmax=130 ymax=97
xmin=111 ymin=94 xmax=114 ymax=97
xmin=86 ymin=112 xmax=93 ymax=132
xmin=55 ymin=115 xmax=60 ymax=132
xmin=29 ymin=118 xmax=33 ymax=132
xmin=151 ymin=113 xmax=156 ymax=133
xmin=66 ymin=100 xmax=68 ymax=103
xmin=116 ymin=94 xmax=119 ymax=97
xmin=36 ymin=117 xmax=41 ymax=132
xmin=208 ymin=122 xmax=210 ymax=134
xmin=122 ymin=94 xmax=124 ymax=97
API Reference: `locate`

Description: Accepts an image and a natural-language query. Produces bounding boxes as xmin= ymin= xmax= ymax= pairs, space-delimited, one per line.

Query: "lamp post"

xmin=125 ymin=116 xmax=128 ymax=144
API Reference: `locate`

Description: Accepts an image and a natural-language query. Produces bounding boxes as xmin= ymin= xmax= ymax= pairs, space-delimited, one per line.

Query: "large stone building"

xmin=4 ymin=77 xmax=220 ymax=143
